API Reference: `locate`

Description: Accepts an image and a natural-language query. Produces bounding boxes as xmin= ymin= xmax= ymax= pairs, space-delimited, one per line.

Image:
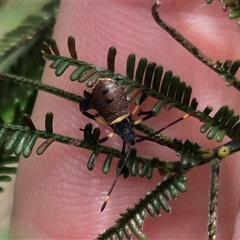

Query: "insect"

xmin=80 ymin=77 xmax=195 ymax=211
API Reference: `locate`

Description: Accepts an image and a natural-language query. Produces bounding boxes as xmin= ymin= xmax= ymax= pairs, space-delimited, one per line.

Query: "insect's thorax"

xmin=91 ymin=78 xmax=135 ymax=145
xmin=92 ymin=78 xmax=130 ymax=124
xmin=112 ymin=118 xmax=135 ymax=145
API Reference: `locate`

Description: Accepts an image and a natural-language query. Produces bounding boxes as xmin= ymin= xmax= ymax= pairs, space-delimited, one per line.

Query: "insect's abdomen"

xmin=92 ymin=78 xmax=129 ymax=124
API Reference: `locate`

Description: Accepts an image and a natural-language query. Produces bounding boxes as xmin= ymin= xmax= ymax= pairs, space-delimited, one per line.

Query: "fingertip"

xmin=232 ymin=211 xmax=240 ymax=239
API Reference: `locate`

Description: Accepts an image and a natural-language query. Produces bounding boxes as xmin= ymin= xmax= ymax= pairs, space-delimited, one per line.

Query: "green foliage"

xmin=1 ymin=34 xmax=240 ymax=238
xmin=97 ymin=174 xmax=187 ymax=240
xmin=0 ymin=0 xmax=60 ymax=203
xmin=200 ymin=105 xmax=240 ymax=141
xmin=0 ymin=1 xmax=239 ymax=239
xmin=206 ymin=0 xmax=240 ymax=22
xmin=152 ymin=2 xmax=240 ymax=91
xmin=43 ymin=36 xmax=198 ymax=118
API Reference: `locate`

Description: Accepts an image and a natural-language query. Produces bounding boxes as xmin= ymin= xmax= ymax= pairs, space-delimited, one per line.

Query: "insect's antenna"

xmin=136 ymin=111 xmax=197 ymax=143
xmin=101 ymin=142 xmax=130 ymax=212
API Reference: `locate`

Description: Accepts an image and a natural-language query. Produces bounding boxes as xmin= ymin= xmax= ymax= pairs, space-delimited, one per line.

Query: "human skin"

xmin=9 ymin=1 xmax=240 ymax=239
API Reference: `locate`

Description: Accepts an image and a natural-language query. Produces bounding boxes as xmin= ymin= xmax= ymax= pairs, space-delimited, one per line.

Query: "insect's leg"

xmin=136 ymin=111 xmax=197 ymax=143
xmin=81 ymin=122 xmax=115 ymax=144
xmin=117 ymin=141 xmax=129 ymax=178
xmin=133 ymin=110 xmax=156 ymax=125
xmin=79 ymin=90 xmax=96 ymax=120
xmin=101 ymin=142 xmax=131 ymax=212
xmin=130 ymin=89 xmax=157 ymax=125
xmin=98 ymin=132 xmax=115 ymax=143
xmin=117 ymin=141 xmax=126 ymax=168
xmin=81 ymin=126 xmax=115 ymax=144
xmin=131 ymin=89 xmax=149 ymax=116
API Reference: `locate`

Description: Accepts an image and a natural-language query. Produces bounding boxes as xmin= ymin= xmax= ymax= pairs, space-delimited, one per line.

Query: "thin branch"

xmin=151 ymin=1 xmax=240 ymax=90
xmin=0 ymin=73 xmax=83 ymax=103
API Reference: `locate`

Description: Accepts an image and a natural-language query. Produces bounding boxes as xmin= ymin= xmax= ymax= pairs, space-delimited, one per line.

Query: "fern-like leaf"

xmin=206 ymin=0 xmax=240 ymax=23
xmin=82 ymin=123 xmax=205 ymax=178
xmin=42 ymin=36 xmax=198 ymax=118
xmin=97 ymin=174 xmax=187 ymax=240
xmin=151 ymin=2 xmax=240 ymax=91
xmin=0 ymin=1 xmax=60 ymax=67
xmin=0 ymin=116 xmax=38 ymax=158
xmin=200 ymin=105 xmax=240 ymax=142
xmin=0 ymin=154 xmax=18 ymax=192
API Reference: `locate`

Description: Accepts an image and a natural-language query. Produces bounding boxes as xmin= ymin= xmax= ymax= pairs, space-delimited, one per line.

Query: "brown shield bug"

xmin=80 ymin=77 xmax=195 ymax=211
